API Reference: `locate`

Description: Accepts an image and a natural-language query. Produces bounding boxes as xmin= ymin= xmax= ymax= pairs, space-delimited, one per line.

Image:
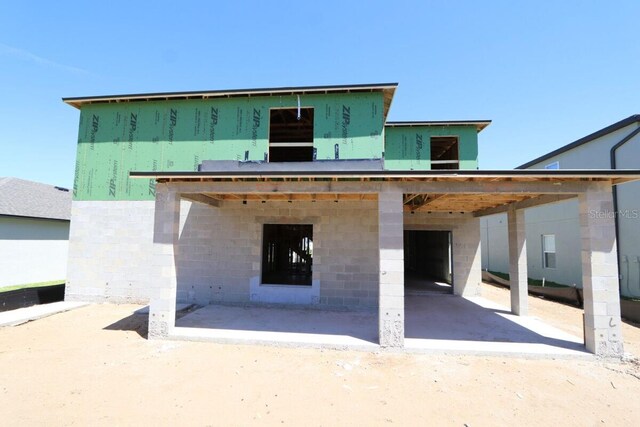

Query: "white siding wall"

xmin=481 ymin=121 xmax=640 ymax=297
xmin=615 ymin=136 xmax=640 ymax=297
xmin=523 ymin=200 xmax=582 ymax=285
xmin=0 ymin=216 xmax=69 ymax=288
xmin=480 ymin=214 xmax=509 ymax=274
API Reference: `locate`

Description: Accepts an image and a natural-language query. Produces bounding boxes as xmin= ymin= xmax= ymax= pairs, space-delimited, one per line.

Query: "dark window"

xmin=430 ymin=136 xmax=459 ymax=169
xmin=262 ymin=224 xmax=313 ymax=285
xmin=269 ymin=108 xmax=314 ymax=162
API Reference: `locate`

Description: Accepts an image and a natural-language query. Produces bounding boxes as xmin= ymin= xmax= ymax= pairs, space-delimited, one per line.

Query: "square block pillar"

xmin=378 ymin=188 xmax=404 ymax=348
xmin=148 ymin=183 xmax=180 ymax=339
xmin=580 ymin=183 xmax=623 ymax=357
xmin=508 ymin=206 xmax=528 ymax=316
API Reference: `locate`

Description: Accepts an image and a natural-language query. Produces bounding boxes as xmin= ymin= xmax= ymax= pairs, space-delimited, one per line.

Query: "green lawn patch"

xmin=0 ymin=280 xmax=65 ymax=293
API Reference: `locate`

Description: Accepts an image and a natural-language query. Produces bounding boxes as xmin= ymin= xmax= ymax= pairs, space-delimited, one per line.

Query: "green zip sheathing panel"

xmin=384 ymin=125 xmax=478 ymax=171
xmin=72 ymin=92 xmax=384 ymax=201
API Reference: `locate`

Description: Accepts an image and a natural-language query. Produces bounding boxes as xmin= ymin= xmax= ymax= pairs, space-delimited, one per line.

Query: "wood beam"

xmin=167 ymin=180 xmax=595 ymax=195
xmin=181 ymin=193 xmax=222 ymax=208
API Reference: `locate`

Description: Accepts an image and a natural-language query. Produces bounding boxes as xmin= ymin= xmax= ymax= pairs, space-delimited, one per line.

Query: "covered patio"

xmin=132 ymin=164 xmax=640 ymax=357
xmin=172 ymin=294 xmax=586 ymax=357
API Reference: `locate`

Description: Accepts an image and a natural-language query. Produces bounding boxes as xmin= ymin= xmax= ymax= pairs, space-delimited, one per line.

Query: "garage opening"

xmin=404 ymin=230 xmax=452 ymax=294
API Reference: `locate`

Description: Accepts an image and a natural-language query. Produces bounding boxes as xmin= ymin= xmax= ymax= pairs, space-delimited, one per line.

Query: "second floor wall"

xmin=73 ymin=91 xmax=385 ymax=201
xmin=71 ymin=91 xmax=482 ymax=202
xmin=384 ymin=125 xmax=479 ymax=171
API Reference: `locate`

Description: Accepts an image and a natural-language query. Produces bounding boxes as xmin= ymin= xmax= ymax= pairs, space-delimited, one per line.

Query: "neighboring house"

xmin=0 ymin=177 xmax=71 ymax=287
xmin=481 ymin=115 xmax=640 ymax=299
xmin=62 ymin=83 xmax=638 ymax=356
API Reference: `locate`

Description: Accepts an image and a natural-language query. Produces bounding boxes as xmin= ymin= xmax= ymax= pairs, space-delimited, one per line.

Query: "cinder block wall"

xmin=65 ymin=200 xmax=156 ymax=303
xmin=66 ymin=199 xmax=481 ymax=305
xmin=176 ymin=200 xmax=380 ymax=308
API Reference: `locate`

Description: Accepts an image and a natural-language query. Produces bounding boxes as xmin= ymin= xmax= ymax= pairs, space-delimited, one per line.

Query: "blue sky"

xmin=1 ymin=1 xmax=639 ymax=187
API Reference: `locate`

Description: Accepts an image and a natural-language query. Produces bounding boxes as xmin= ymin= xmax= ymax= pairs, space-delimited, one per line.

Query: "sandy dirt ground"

xmin=1 ymin=283 xmax=639 ymax=426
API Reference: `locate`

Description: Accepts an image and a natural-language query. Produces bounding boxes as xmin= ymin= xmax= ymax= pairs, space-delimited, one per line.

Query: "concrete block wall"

xmin=378 ymin=189 xmax=405 ymax=347
xmin=148 ymin=185 xmax=181 ymax=338
xmin=404 ymin=211 xmax=482 ymax=297
xmin=66 ymin=196 xmax=482 ymax=310
xmin=65 ymin=200 xmax=156 ymax=303
xmin=579 ymin=184 xmax=624 ymax=357
xmin=65 ymin=198 xmax=380 ymax=308
xmin=508 ymin=207 xmax=528 ymax=316
xmin=176 ymin=199 xmax=380 ymax=309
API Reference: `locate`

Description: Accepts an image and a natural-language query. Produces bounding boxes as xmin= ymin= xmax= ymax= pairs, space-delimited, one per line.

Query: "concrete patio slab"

xmin=0 ymin=301 xmax=90 ymax=327
xmin=174 ymin=304 xmax=378 ymax=350
xmin=134 ymin=303 xmax=193 ymax=315
xmin=404 ymin=295 xmax=589 ymax=358
xmin=173 ymin=295 xmax=590 ymax=358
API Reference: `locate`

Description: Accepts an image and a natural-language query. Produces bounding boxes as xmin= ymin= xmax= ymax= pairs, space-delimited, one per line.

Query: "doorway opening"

xmin=404 ymin=230 xmax=452 ymax=294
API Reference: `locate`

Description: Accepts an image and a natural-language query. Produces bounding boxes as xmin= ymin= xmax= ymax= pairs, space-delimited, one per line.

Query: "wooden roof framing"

xmin=132 ymin=170 xmax=640 ymax=216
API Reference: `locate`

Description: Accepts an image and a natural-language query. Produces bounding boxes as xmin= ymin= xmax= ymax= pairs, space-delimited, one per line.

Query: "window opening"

xmin=430 ymin=136 xmax=459 ymax=170
xmin=269 ymin=107 xmax=314 ymax=162
xmin=262 ymin=224 xmax=313 ymax=285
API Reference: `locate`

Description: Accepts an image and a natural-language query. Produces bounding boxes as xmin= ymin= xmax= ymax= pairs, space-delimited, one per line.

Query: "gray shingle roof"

xmin=0 ymin=178 xmax=71 ymax=221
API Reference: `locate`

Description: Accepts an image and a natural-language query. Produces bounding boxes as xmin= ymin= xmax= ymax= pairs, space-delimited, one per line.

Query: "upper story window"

xmin=430 ymin=136 xmax=459 ymax=169
xmin=545 ymin=161 xmax=560 ymax=170
xmin=269 ymin=107 xmax=314 ymax=162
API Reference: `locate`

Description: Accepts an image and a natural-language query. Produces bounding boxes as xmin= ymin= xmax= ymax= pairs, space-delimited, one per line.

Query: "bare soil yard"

xmin=1 ymin=283 xmax=639 ymax=426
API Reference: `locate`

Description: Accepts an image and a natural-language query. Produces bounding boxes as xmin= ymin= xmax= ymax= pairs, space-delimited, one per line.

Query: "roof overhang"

xmin=131 ymin=169 xmax=640 ymax=182
xmin=385 ymin=120 xmax=491 ymax=132
xmin=63 ymin=83 xmax=398 ymax=120
xmin=130 ymin=169 xmax=640 ymax=216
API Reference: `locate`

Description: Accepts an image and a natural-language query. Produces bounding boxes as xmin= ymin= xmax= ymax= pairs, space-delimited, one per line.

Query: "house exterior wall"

xmin=480 ymin=121 xmax=640 ymax=297
xmin=66 ymin=90 xmax=484 ymax=305
xmin=65 ymin=200 xmax=156 ymax=302
xmin=0 ymin=216 xmax=69 ymax=287
xmin=521 ymin=200 xmax=582 ymax=286
xmin=384 ymin=125 xmax=479 ymax=170
xmin=175 ymin=200 xmax=380 ymax=309
xmin=613 ymin=136 xmax=640 ymax=298
xmin=526 ymin=122 xmax=638 ymax=170
xmin=65 ymin=199 xmax=381 ymax=306
xmin=481 ymin=200 xmax=582 ymax=286
xmin=480 ymin=214 xmax=509 ymax=274
xmin=66 ymin=197 xmax=482 ymax=305
xmin=72 ymin=92 xmax=385 ymax=202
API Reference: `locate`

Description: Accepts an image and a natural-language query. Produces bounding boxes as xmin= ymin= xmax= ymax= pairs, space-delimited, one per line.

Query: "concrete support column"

xmin=452 ymin=217 xmax=482 ymax=297
xmin=579 ymin=183 xmax=624 ymax=357
xmin=378 ymin=188 xmax=404 ymax=348
xmin=508 ymin=206 xmax=528 ymax=316
xmin=148 ymin=183 xmax=181 ymax=339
